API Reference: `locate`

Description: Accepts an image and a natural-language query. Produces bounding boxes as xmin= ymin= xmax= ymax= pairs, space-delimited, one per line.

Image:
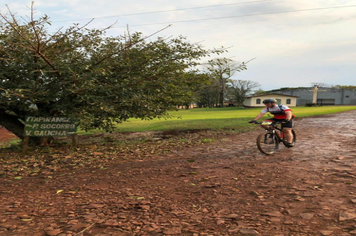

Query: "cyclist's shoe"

xmin=285 ymin=142 xmax=294 ymax=148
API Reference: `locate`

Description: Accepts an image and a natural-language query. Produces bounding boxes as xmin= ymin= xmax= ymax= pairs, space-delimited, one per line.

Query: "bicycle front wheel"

xmin=256 ymin=132 xmax=279 ymax=155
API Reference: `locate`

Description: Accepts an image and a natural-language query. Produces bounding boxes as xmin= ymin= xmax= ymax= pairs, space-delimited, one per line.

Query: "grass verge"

xmin=112 ymin=106 xmax=356 ymax=132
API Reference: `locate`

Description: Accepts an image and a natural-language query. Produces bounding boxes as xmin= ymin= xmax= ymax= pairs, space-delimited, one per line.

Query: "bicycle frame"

xmin=255 ymin=121 xmax=296 ymax=155
xmin=266 ymin=122 xmax=285 ymax=143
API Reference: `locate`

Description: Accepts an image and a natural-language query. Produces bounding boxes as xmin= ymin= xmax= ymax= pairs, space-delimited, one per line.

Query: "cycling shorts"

xmin=268 ymin=118 xmax=293 ymax=129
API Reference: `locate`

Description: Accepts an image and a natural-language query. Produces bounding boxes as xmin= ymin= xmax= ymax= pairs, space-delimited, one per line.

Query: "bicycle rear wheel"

xmin=257 ymin=132 xmax=279 ymax=155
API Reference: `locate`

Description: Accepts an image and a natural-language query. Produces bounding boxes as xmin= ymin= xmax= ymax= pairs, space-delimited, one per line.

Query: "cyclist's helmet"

xmin=263 ymin=98 xmax=277 ymax=104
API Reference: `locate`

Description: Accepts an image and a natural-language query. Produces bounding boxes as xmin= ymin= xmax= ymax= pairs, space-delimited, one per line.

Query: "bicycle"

xmin=253 ymin=120 xmax=296 ymax=155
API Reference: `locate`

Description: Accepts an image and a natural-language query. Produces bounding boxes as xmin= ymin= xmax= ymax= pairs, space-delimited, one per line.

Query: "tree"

xmin=0 ymin=5 xmax=222 ymax=140
xmin=252 ymin=89 xmax=267 ymax=96
xmin=227 ymin=80 xmax=260 ymax=107
xmin=332 ymin=85 xmax=356 ymax=90
xmin=205 ymin=58 xmax=246 ymax=107
xmin=178 ymin=72 xmax=211 ymax=109
xmin=311 ymin=82 xmax=327 ymax=88
xmin=195 ymin=78 xmax=220 ymax=108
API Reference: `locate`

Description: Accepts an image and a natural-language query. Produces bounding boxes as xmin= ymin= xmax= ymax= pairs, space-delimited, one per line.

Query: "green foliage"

xmin=332 ymin=85 xmax=356 ymax=90
xmin=201 ymin=138 xmax=214 ymax=143
xmin=195 ymin=79 xmax=220 ymax=108
xmin=252 ymin=89 xmax=267 ymax=95
xmin=0 ymin=6 xmax=223 ymax=139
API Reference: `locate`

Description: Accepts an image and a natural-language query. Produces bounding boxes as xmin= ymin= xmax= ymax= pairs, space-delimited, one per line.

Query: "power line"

xmin=122 ymin=4 xmax=356 ymax=27
xmin=53 ymin=0 xmax=272 ymax=22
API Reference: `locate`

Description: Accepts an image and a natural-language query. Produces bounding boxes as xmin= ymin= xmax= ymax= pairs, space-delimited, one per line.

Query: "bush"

xmin=305 ymin=103 xmax=321 ymax=107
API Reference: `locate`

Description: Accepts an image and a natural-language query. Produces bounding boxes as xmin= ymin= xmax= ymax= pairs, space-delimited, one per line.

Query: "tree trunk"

xmin=0 ymin=110 xmax=25 ymax=140
xmin=219 ymin=90 xmax=224 ymax=107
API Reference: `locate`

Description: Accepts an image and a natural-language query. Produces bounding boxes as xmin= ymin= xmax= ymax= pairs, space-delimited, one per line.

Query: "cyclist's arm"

xmin=252 ymin=112 xmax=265 ymax=121
xmin=285 ymin=111 xmax=292 ymax=121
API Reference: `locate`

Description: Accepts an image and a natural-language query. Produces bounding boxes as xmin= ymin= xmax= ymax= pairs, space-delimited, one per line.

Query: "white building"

xmin=244 ymin=93 xmax=298 ymax=107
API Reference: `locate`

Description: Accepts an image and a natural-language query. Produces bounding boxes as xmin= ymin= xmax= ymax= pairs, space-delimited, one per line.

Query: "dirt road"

xmin=0 ymin=128 xmax=18 ymax=144
xmin=1 ymin=110 xmax=356 ymax=235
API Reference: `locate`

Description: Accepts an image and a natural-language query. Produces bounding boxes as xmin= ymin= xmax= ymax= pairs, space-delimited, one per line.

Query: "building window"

xmin=346 ymin=95 xmax=350 ymax=98
xmin=286 ymin=99 xmax=291 ymax=104
xmin=256 ymin=99 xmax=261 ymax=104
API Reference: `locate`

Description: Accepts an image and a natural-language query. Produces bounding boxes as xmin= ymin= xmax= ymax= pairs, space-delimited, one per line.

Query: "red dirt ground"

xmin=1 ymin=110 xmax=356 ymax=236
xmin=0 ymin=128 xmax=18 ymax=143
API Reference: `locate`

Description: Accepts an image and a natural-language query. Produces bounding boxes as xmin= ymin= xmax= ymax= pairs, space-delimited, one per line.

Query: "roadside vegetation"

xmin=111 ymin=106 xmax=356 ymax=133
xmin=2 ymin=5 xmax=354 ymax=147
xmin=3 ymin=106 xmax=355 ymax=141
xmin=1 ymin=106 xmax=355 ymax=181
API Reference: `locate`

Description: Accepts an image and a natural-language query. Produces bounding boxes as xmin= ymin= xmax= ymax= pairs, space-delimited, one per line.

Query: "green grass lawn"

xmin=112 ymin=106 xmax=356 ymax=133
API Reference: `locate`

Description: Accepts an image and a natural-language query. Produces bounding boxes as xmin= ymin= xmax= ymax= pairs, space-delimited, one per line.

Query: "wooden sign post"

xmin=23 ymin=117 xmax=77 ymax=153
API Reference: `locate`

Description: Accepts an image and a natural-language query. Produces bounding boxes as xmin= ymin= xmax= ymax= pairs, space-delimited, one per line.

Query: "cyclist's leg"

xmin=282 ymin=119 xmax=294 ymax=146
xmin=261 ymin=118 xmax=278 ymax=131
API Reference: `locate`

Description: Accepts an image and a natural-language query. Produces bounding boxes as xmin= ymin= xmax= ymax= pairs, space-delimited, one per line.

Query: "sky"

xmin=1 ymin=0 xmax=355 ymax=91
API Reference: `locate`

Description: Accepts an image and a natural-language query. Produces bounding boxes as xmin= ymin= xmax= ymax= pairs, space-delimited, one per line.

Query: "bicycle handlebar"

xmin=249 ymin=120 xmax=286 ymax=125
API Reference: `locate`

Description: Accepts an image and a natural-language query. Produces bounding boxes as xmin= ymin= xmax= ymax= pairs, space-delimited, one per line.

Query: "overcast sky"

xmin=1 ymin=0 xmax=355 ymax=91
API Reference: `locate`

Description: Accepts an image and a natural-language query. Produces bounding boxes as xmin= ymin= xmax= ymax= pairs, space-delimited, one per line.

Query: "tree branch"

xmin=91 ymin=24 xmax=172 ymax=68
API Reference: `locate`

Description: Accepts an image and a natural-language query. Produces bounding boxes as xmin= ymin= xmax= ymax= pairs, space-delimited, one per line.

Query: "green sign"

xmin=24 ymin=117 xmax=77 ymax=137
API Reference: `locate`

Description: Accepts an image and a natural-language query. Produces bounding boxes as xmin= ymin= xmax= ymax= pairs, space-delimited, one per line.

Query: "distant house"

xmin=243 ymin=93 xmax=298 ymax=107
xmin=269 ymin=86 xmax=356 ymax=106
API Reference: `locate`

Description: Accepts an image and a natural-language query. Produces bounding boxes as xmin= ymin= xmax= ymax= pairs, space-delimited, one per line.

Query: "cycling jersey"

xmin=261 ymin=104 xmax=292 ymax=120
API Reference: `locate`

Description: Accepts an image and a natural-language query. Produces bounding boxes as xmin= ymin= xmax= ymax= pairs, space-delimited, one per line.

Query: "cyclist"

xmin=249 ymin=98 xmax=295 ymax=147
